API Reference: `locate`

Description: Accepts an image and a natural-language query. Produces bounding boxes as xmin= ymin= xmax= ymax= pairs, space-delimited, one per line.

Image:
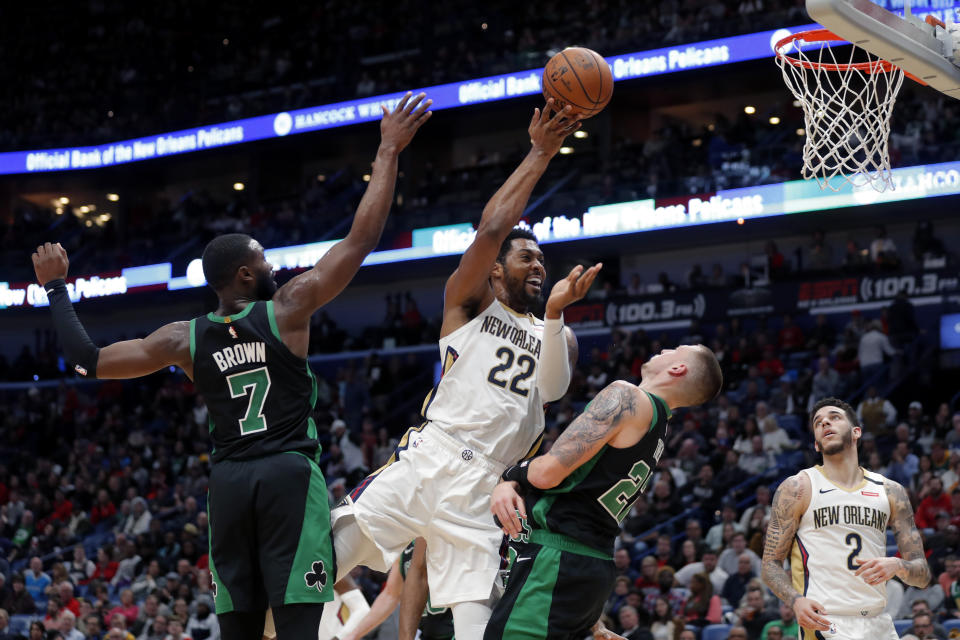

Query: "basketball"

xmin=542 ymin=47 xmax=614 ymax=118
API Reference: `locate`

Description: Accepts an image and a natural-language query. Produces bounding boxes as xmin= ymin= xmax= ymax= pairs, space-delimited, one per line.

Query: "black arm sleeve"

xmin=45 ymin=279 xmax=100 ymax=377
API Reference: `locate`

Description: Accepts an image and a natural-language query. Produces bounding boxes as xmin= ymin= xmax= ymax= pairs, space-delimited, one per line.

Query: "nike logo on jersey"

xmin=45 ymin=288 xmax=55 ymax=296
xmin=819 ymin=488 xmax=836 ymax=494
xmin=515 ymin=556 xmax=532 ymax=563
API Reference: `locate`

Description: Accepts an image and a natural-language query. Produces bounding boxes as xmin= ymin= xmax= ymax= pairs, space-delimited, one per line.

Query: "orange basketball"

xmin=542 ymin=47 xmax=614 ymax=119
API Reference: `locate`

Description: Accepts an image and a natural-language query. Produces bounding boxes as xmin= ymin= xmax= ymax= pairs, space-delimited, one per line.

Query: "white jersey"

xmin=423 ymin=298 xmax=546 ymax=465
xmin=792 ymin=466 xmax=891 ymax=617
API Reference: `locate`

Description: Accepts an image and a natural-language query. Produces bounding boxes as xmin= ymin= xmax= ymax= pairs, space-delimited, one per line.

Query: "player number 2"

xmin=226 ymin=366 xmax=272 ymax=435
xmin=597 ymin=460 xmax=652 ymax=523
xmin=487 ymin=347 xmax=536 ymax=397
xmin=845 ymin=532 xmax=863 ymax=571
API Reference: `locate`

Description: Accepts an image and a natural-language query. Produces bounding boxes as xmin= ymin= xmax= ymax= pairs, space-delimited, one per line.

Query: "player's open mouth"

xmin=822 ymin=430 xmax=836 ymax=439
xmin=526 ymin=277 xmax=542 ymax=291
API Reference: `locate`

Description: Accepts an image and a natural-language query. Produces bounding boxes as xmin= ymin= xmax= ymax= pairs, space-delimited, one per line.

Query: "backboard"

xmin=806 ymin=0 xmax=960 ymax=97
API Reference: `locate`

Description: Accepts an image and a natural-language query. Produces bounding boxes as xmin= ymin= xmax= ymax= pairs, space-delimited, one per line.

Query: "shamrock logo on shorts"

xmin=304 ymin=560 xmax=327 ymax=592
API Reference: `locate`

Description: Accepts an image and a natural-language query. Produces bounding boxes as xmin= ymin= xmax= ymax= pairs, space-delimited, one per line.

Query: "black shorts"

xmin=484 ymin=532 xmax=616 ymax=640
xmin=208 ymin=452 xmax=334 ymax=614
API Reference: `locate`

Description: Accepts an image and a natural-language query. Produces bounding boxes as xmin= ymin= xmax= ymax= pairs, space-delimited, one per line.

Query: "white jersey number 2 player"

xmin=330 ymin=101 xmax=597 ymax=640
xmin=762 ymin=397 xmax=931 ymax=640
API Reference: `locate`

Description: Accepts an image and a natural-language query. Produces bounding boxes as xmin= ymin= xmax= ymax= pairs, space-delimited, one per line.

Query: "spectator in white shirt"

xmin=675 ymin=549 xmax=729 ymax=594
xmin=760 ymin=416 xmax=796 ymax=454
xmin=122 ymin=498 xmax=152 ymax=536
xmin=718 ymin=532 xmax=761 ymax=577
xmin=707 ymin=504 xmax=745 ymax=552
xmin=738 ymin=436 xmax=774 ymax=476
xmin=858 ymin=320 xmax=897 ymax=379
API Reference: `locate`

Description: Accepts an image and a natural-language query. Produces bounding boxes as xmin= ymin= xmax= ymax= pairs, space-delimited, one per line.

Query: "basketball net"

xmin=775 ymin=30 xmax=905 ymax=192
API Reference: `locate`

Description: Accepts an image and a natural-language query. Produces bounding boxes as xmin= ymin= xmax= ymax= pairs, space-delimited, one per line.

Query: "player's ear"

xmin=668 ymin=363 xmax=687 ymax=378
xmin=490 ymin=260 xmax=504 ymax=280
xmin=852 ymin=425 xmax=862 ymax=443
xmin=237 ymin=265 xmax=254 ymax=284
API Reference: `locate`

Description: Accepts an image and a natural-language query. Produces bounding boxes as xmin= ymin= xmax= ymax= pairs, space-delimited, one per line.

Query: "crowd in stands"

xmin=3 ymin=0 xmax=959 ymax=287
xmin=1 ymin=0 xmax=810 ymax=152
xmin=0 ymin=272 xmax=957 ymax=638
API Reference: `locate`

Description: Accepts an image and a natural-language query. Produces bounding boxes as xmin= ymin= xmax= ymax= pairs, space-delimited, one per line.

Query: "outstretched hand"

xmin=32 ymin=242 xmax=69 ymax=286
xmin=528 ymin=99 xmax=582 ymax=158
xmin=545 ymin=263 xmax=602 ymax=319
xmin=380 ymin=92 xmax=433 ymax=154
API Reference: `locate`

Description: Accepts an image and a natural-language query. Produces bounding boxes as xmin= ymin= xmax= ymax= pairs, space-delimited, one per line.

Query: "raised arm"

xmin=32 ymin=243 xmax=192 ymax=380
xmin=853 ymin=480 xmax=930 ymax=588
xmin=273 ymin=93 xmax=432 ymax=329
xmin=761 ymin=473 xmax=830 ymax=632
xmin=441 ymin=102 xmax=581 ymax=329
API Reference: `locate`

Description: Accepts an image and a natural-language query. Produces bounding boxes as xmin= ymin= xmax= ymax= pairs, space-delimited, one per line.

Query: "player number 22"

xmin=487 ymin=347 xmax=536 ymax=396
xmin=226 ymin=366 xmax=272 ymax=435
xmin=597 ymin=460 xmax=652 ymax=523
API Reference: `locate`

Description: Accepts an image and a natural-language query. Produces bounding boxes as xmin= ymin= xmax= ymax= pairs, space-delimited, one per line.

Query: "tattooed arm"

xmin=761 ymin=473 xmax=830 ymax=631
xmin=526 ymin=380 xmax=650 ymax=489
xmin=857 ymin=480 xmax=931 ymax=587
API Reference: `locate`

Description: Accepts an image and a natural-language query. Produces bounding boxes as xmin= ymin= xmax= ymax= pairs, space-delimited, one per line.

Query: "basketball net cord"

xmin=776 ymin=34 xmax=905 ymax=192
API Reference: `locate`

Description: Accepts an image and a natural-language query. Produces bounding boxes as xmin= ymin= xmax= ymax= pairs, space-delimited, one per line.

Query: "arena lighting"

xmin=769 ymin=116 xmax=781 ymax=124
xmin=106 ymin=193 xmax=119 ymax=201
xmin=796 ymin=128 xmax=805 ymax=136
xmin=233 ymin=182 xmax=245 ymax=191
xmin=573 ymin=130 xmax=588 ymax=139
xmin=362 ymin=174 xmax=371 ymax=182
xmin=558 ymin=147 xmax=574 ymax=155
xmin=4 ymin=157 xmax=960 ymax=310
xmin=744 ymin=105 xmax=757 ymax=114
xmin=59 ymin=196 xmax=69 ymax=204
xmin=4 ymin=1 xmax=954 ymax=176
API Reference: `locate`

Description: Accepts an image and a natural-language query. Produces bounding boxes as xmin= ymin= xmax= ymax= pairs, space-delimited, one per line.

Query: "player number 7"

xmin=226 ymin=366 xmax=272 ymax=435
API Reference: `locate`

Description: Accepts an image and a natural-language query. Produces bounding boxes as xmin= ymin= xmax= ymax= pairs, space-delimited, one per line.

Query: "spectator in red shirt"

xmin=917 ymin=476 xmax=952 ymax=529
xmin=106 ymin=589 xmax=139 ymax=628
xmin=756 ymin=345 xmax=785 ymax=383
xmin=90 ymin=490 xmax=117 ymax=526
xmin=57 ymin=582 xmax=80 ymax=617
xmin=38 ymin=490 xmax=72 ymax=530
xmin=777 ymin=314 xmax=805 ymax=352
xmin=89 ymin=547 xmax=118 ymax=583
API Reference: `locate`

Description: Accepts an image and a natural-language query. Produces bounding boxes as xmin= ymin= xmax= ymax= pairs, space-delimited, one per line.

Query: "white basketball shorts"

xmin=801 ymin=612 xmax=899 ymax=640
xmin=331 ymin=422 xmax=507 ymax=608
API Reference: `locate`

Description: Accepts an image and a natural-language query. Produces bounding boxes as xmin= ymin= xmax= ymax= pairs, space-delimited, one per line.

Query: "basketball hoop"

xmin=775 ymin=29 xmax=909 ymax=192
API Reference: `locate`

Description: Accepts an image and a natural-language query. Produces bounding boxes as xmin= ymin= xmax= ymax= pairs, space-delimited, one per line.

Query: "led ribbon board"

xmin=4 ymin=158 xmax=960 ymax=309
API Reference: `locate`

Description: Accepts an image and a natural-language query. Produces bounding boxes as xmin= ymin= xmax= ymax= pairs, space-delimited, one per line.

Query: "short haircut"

xmin=685 ymin=345 xmax=723 ymax=406
xmin=201 ymin=233 xmax=256 ymax=291
xmin=810 ymin=397 xmax=858 ymax=430
xmin=496 ymin=227 xmax=539 ymax=264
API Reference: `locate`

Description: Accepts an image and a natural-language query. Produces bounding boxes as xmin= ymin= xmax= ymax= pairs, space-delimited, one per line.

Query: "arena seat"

xmin=702 ymin=623 xmax=731 ymax=640
xmin=894 ymin=619 xmax=913 ymax=636
xmin=10 ymin=615 xmax=39 ymax=636
xmin=943 ymin=620 xmax=960 ymax=634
